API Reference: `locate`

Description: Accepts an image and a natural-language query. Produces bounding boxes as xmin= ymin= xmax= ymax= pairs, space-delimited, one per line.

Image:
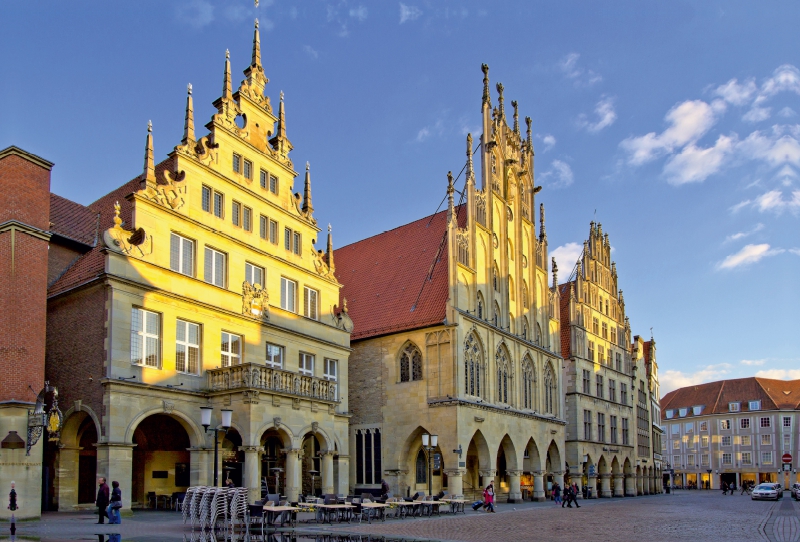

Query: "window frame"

xmin=170 ymin=232 xmax=195 ymax=277
xmin=232 ymin=153 xmax=242 ymax=174
xmin=323 ymin=358 xmax=338 ymax=381
xmin=220 ymin=331 xmax=241 ymax=368
xmin=265 ymin=342 xmax=284 ymax=369
xmin=760 ymin=417 xmax=771 ymax=428
xmin=202 ymin=185 xmax=212 ymax=212
xmin=243 ymin=205 xmax=252 ymax=232
xmin=243 ymin=158 xmax=253 ymax=180
xmin=269 ymin=174 xmax=278 ymax=194
xmin=213 ymin=191 xmax=224 ymax=218
xmin=259 ymin=215 xmax=268 ymax=239
xmin=175 ymin=319 xmax=201 ymax=375
xmin=303 ymin=286 xmax=319 ymax=320
xmin=232 ymin=200 xmax=242 ymax=227
xmin=299 ymin=352 xmax=314 ymax=376
xmin=204 ymin=246 xmax=227 ymax=288
xmin=740 ymin=418 xmax=750 ymax=429
xmin=245 ymin=262 xmax=265 ymax=287
xmin=269 ymin=219 xmax=278 ymax=244
xmin=280 ymin=277 xmax=297 ymax=312
xmin=131 ymin=307 xmax=161 ymax=368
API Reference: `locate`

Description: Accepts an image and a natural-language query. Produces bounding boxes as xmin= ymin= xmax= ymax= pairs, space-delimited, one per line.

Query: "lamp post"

xmin=421 ymin=433 xmax=438 ymax=497
xmin=200 ymin=406 xmax=232 ymax=487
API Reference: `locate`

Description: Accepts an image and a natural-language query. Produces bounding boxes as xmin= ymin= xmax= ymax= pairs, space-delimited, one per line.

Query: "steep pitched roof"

xmin=49 ymin=193 xmax=99 ymax=246
xmin=660 ymin=377 xmax=800 ymax=420
xmin=334 ymin=208 xmax=461 ymax=341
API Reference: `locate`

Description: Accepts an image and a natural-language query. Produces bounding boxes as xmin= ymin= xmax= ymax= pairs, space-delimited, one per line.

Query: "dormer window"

xmin=665 ymin=410 xmax=674 ymax=419
xmin=729 ymin=402 xmax=740 ymax=412
xmin=749 ymin=400 xmax=761 ymax=411
xmin=692 ymin=406 xmax=703 ymax=416
xmin=678 ymin=408 xmax=688 ymax=417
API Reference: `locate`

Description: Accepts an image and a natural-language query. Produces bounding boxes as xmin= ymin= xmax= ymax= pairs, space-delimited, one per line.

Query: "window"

xmin=131 ymin=308 xmax=161 ymax=368
xmin=232 ymin=153 xmax=241 ymax=173
xmin=293 ymin=231 xmax=301 ymax=255
xmin=673 ymin=440 xmax=680 ymax=450
xmin=720 ymin=419 xmax=731 ymax=430
xmin=213 ymin=191 xmax=224 ymax=218
xmin=175 ymin=320 xmax=200 ymax=374
xmin=597 ymin=413 xmax=606 ymax=442
xmin=729 ymin=402 xmax=740 ymax=412
xmin=760 ymin=417 xmax=771 ymax=428
xmin=596 ymin=374 xmax=604 ymax=399
xmin=622 ymin=418 xmax=629 ymax=445
xmin=701 ymin=454 xmax=709 ymax=466
xmin=220 ymin=332 xmax=241 ymax=367
xmin=260 ymin=169 xmax=268 ymax=189
xmin=259 ymin=215 xmax=268 ymax=239
xmin=611 ymin=327 xmax=617 ymax=345
xmin=699 ymin=421 xmax=708 ymax=431
xmin=243 ymin=206 xmax=252 ymax=231
xmin=784 ymin=433 xmax=791 ymax=450
xmin=602 ymin=322 xmax=608 ymax=339
xmin=693 ymin=406 xmax=703 ymax=416
xmin=415 ymin=449 xmax=427 ymax=485
xmin=610 ymin=415 xmax=618 ymax=444
xmin=741 ymin=418 xmax=750 ymax=429
xmin=742 ymin=452 xmax=752 ymax=465
xmin=323 ymin=358 xmax=337 ymax=381
xmin=355 ymin=428 xmax=381 ymax=486
xmin=598 ymin=345 xmax=605 ymax=364
xmin=665 ymin=409 xmax=674 ymax=419
xmin=269 ymin=219 xmax=278 ymax=244
xmin=170 ymin=233 xmax=195 ymax=276
xmin=749 ymin=400 xmax=761 ymax=411
xmin=679 ymin=408 xmax=688 ymax=417
xmin=722 ymin=453 xmax=732 ymax=465
xmin=243 ymin=159 xmax=252 ymax=180
xmin=761 ymin=451 xmax=773 ymax=465
xmin=742 ymin=435 xmax=751 ymax=446
xmin=701 ymin=436 xmax=709 ymax=448
xmin=299 ymin=352 xmax=314 ymax=376
xmin=582 ymin=370 xmax=591 ymax=394
xmin=232 ymin=201 xmax=241 ymax=226
xmin=265 ymin=343 xmax=284 ymax=368
xmin=399 ymin=343 xmax=422 ymax=383
xmin=761 ymin=434 xmax=772 ymax=446
xmin=464 ymin=333 xmax=483 ymax=398
xmin=284 ymin=228 xmax=291 ymax=250
xmin=204 ymin=247 xmax=226 ymax=287
xmin=783 ymin=416 xmax=792 ymax=428
xmin=588 ymin=341 xmax=595 ymax=362
xmin=673 ymin=455 xmax=680 ymax=467
xmin=245 ymin=262 xmax=264 ymax=286
xmin=303 ymin=286 xmax=318 ymax=320
xmin=269 ymin=174 xmax=278 ymax=194
xmin=615 ymin=352 xmax=622 ymax=372
xmin=609 ymin=379 xmax=616 ymax=402
xmin=592 ymin=318 xmax=599 ymax=335
xmin=687 ymin=454 xmax=695 ymax=466
xmin=721 ymin=436 xmax=731 ymax=446
xmin=280 ymin=277 xmax=297 ymax=312
xmin=620 ymin=383 xmax=628 ymax=405
xmin=584 ymin=410 xmax=592 ymax=441
xmin=672 ymin=424 xmax=680 ymax=435
xmin=202 ymin=185 xmax=212 ymax=212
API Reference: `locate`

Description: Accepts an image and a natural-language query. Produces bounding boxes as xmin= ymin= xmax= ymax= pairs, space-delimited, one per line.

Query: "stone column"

xmin=507 ymin=470 xmax=523 ymax=502
xmin=56 ymin=446 xmax=81 ymax=511
xmin=444 ymin=469 xmax=465 ymax=497
xmin=284 ymin=448 xmax=303 ymax=503
xmin=649 ymin=474 xmax=656 ymax=494
xmin=336 ymin=456 xmax=350 ymax=496
xmin=636 ymin=474 xmax=643 ymax=495
xmin=599 ymin=474 xmax=612 ymax=498
xmin=552 ymin=471 xmax=564 ymax=501
xmin=532 ymin=471 xmax=545 ymax=501
xmin=624 ymin=474 xmax=636 ymax=497
xmin=243 ymin=446 xmax=263 ymax=504
xmin=321 ymin=451 xmax=335 ymax=495
xmin=587 ymin=475 xmax=597 ymax=498
xmin=478 ymin=469 xmax=497 ymax=489
xmin=613 ymin=475 xmax=624 ymax=497
xmin=189 ymin=448 xmax=212 ymax=487
xmin=572 ymin=475 xmax=583 ymax=499
xmin=96 ymin=443 xmax=135 ymax=515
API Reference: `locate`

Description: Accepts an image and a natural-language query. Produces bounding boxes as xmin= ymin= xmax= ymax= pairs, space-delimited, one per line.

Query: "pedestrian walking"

xmin=561 ymin=484 xmax=569 ymax=507
xmin=483 ymin=482 xmax=495 ymax=513
xmin=106 ymin=481 xmax=122 ymax=524
xmin=569 ymin=484 xmax=581 ymax=508
xmin=722 ymin=481 xmax=728 ymax=495
xmin=553 ymin=482 xmax=561 ymax=505
xmin=95 ymin=477 xmax=110 ymax=524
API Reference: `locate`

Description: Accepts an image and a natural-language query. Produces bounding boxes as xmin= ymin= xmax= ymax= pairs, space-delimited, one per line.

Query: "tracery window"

xmin=493 ymin=303 xmax=501 ymax=328
xmin=399 ymin=342 xmax=423 ymax=382
xmin=522 ymin=281 xmax=529 ymax=309
xmin=493 ymin=263 xmax=500 ymax=292
xmin=415 ymin=449 xmax=427 ymax=484
xmin=495 ymin=345 xmax=512 ymax=405
xmin=477 ymin=293 xmax=484 ymax=320
xmin=522 ymin=319 xmax=529 ymax=340
xmin=522 ymin=355 xmax=535 ymax=410
xmin=535 ymin=323 xmax=542 ymax=345
xmin=544 ymin=363 xmax=556 ymax=415
xmin=464 ymin=333 xmax=483 ymax=397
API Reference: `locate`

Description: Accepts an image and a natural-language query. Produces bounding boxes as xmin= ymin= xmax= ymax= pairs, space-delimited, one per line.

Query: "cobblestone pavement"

xmin=3 ymin=491 xmax=798 ymax=542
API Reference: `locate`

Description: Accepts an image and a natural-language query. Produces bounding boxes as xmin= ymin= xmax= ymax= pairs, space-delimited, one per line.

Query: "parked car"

xmin=752 ymin=484 xmax=781 ymax=500
xmin=772 ymin=483 xmax=784 ymax=498
xmin=791 ymin=483 xmax=800 ymax=500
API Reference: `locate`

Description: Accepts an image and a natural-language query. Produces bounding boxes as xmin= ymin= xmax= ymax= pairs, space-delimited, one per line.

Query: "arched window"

xmin=399 ymin=342 xmax=423 ymax=382
xmin=493 ymin=302 xmax=501 ymax=328
xmin=415 ymin=449 xmax=427 ymax=484
xmin=522 ymin=281 xmax=529 ymax=309
xmin=535 ymin=323 xmax=542 ymax=345
xmin=477 ymin=292 xmax=485 ymax=320
xmin=464 ymin=333 xmax=483 ymax=397
xmin=522 ymin=355 xmax=536 ymax=410
xmin=522 ymin=318 xmax=529 ymax=341
xmin=493 ymin=263 xmax=500 ymax=292
xmin=495 ymin=345 xmax=512 ymax=405
xmin=544 ymin=363 xmax=556 ymax=415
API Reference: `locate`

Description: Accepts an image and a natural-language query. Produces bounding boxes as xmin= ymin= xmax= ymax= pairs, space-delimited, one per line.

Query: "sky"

xmin=2 ymin=1 xmax=799 ymax=396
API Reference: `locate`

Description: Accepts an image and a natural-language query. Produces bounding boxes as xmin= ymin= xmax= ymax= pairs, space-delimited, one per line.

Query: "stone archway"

xmin=465 ymin=430 xmax=492 ymax=499
xmin=55 ymin=410 xmax=101 ymax=510
xmin=611 ymin=457 xmax=623 ymax=497
xmin=131 ymin=414 xmax=191 ymax=507
xmin=597 ymin=455 xmax=611 ymax=498
xmin=496 ymin=434 xmax=520 ymax=501
xmin=623 ymin=458 xmax=635 ymax=497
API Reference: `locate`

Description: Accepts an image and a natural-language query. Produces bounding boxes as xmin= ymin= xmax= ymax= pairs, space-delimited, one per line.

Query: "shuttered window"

xmin=280 ymin=277 xmax=296 ymax=312
xmin=204 ymin=247 xmax=226 ymax=288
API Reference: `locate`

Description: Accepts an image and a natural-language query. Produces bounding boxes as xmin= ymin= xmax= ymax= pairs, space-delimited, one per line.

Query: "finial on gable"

xmin=512 ymin=100 xmax=519 ymax=137
xmin=326 ymin=223 xmax=335 ymax=273
xmin=113 ymin=201 xmax=122 ymax=227
xmin=142 ymin=121 xmax=155 ymax=184
xmin=496 ymin=82 xmax=505 ymax=121
xmin=302 ymin=159 xmax=313 ymax=216
xmin=539 ymin=202 xmax=546 ymax=240
xmin=222 ymin=50 xmax=232 ymax=100
xmin=481 ymin=63 xmax=491 ymax=109
xmin=182 ymin=83 xmax=195 ymax=144
xmin=525 ymin=116 xmax=532 ymax=152
xmin=551 ymin=257 xmax=558 ymax=289
xmin=466 ymin=133 xmax=474 ymax=184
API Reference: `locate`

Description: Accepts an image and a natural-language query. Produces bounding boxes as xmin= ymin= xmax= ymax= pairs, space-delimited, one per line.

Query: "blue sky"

xmin=3 ymin=1 xmax=798 ymax=395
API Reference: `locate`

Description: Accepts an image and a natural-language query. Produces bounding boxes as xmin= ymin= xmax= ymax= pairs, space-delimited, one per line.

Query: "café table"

xmin=262 ymin=505 xmax=299 ymax=531
xmin=440 ymin=498 xmax=467 ymax=514
xmin=360 ymin=502 xmax=388 ymax=523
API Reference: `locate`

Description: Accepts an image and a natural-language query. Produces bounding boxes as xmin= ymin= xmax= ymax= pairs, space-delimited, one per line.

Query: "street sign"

xmin=783 ymin=453 xmax=793 ymax=463
xmin=588 ymin=465 xmax=596 ymax=476
xmin=783 ymin=464 xmax=791 ymax=472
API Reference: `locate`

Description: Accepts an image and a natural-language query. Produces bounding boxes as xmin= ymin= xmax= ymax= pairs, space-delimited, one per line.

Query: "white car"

xmin=791 ymin=483 xmax=800 ymax=500
xmin=752 ymin=483 xmax=780 ymax=501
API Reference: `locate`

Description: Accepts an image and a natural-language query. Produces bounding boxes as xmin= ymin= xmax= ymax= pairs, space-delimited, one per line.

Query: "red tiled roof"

xmin=49 ymin=193 xmax=99 ymax=246
xmin=334 ymin=207 xmax=461 ymax=341
xmin=660 ymin=377 xmax=800 ymax=420
xmin=48 ymin=159 xmax=172 ymax=297
xmin=558 ymin=281 xmax=573 ymax=357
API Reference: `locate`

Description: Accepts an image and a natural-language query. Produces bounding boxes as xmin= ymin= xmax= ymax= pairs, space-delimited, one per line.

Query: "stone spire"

xmin=142 ymin=120 xmax=155 ymax=184
xmin=222 ymin=50 xmax=232 ymax=101
xmin=551 ymin=257 xmax=558 ymax=289
xmin=481 ymin=63 xmax=491 ymax=110
xmin=251 ymin=19 xmax=262 ymax=70
xmin=539 ymin=202 xmax=546 ymax=240
xmin=269 ymin=91 xmax=293 ymax=158
xmin=525 ymin=116 xmax=532 ymax=153
xmin=182 ymin=84 xmax=195 ymax=144
xmin=302 ymin=161 xmax=313 ymax=215
xmin=465 ymin=133 xmax=474 ymax=184
xmin=446 ymin=171 xmax=455 ymax=223
xmin=242 ymin=18 xmax=269 ymax=97
xmin=326 ymin=224 xmax=335 ymax=273
xmin=512 ymin=100 xmax=520 ymax=137
xmin=496 ymin=83 xmax=505 ymax=121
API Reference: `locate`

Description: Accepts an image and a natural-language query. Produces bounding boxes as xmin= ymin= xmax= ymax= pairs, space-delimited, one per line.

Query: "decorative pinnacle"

xmin=481 ymin=63 xmax=491 ymax=109
xmin=302 ymin=159 xmax=313 ymax=215
xmin=143 ymin=120 xmax=155 ymax=183
xmin=183 ymin=83 xmax=195 ymax=143
xmin=306 ymin=161 xmax=310 ymax=171
xmin=113 ymin=201 xmax=122 ymax=227
xmin=539 ymin=202 xmax=546 ymax=239
xmin=188 ymin=83 xmax=192 ymax=95
xmin=328 ymin=223 xmax=332 ymax=233
xmin=326 ymin=223 xmax=335 ymax=272
xmin=251 ymin=18 xmax=262 ymax=70
xmin=466 ymin=133 xmax=474 ymax=182
xmin=148 ymin=120 xmax=152 ymax=132
xmin=496 ymin=82 xmax=505 ymax=120
xmin=223 ymin=50 xmax=232 ymax=100
xmin=525 ymin=116 xmax=532 ymax=151
xmin=512 ymin=100 xmax=519 ymax=136
xmin=280 ymin=90 xmax=284 ymax=101
xmin=226 ymin=49 xmax=230 ymax=59
xmin=552 ymin=257 xmax=558 ymax=288
xmin=447 ymin=171 xmax=455 ymax=219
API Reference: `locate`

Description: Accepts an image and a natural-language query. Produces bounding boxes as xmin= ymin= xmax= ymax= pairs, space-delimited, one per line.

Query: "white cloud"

xmin=742 ymin=106 xmax=771 ymax=123
xmin=620 ymin=100 xmax=718 ymax=165
xmin=717 ymin=243 xmax=784 ymax=270
xmin=660 ymin=364 xmax=732 ymax=395
xmin=550 ymin=242 xmax=583 ymax=283
xmin=539 ymin=159 xmax=574 ymax=189
xmin=738 ymin=130 xmax=800 ymax=168
xmin=790 ymin=248 xmax=800 ymax=256
xmin=740 ymin=359 xmax=766 ymax=366
xmin=753 ymin=189 xmax=800 ymax=213
xmin=399 ymin=3 xmax=422 ymax=23
xmin=349 ymin=5 xmax=367 ymax=21
xmin=578 ymin=96 xmax=617 ymax=133
xmin=662 ymin=134 xmax=735 ymax=185
xmin=541 ymin=134 xmax=556 ymax=152
xmin=559 ymin=53 xmax=601 ymax=87
xmin=303 ymin=45 xmax=319 ymax=59
xmin=415 ymin=127 xmax=430 ymax=142
xmin=176 ymin=0 xmax=214 ymax=28
xmin=755 ymin=369 xmax=800 ymax=380
xmin=779 ymin=107 xmax=796 ymax=118
xmin=713 ymin=78 xmax=757 ymax=106
xmin=760 ymin=64 xmax=800 ymax=98
xmin=725 ymin=223 xmax=764 ymax=243
xmin=729 ymin=199 xmax=752 ymax=213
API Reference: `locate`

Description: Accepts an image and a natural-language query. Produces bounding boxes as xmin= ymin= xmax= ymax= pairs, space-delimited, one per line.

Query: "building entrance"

xmin=131 ymin=414 xmax=190 ymax=507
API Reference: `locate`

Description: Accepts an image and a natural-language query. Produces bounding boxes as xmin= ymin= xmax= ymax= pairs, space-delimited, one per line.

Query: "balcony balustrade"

xmin=207 ymin=362 xmax=338 ymax=402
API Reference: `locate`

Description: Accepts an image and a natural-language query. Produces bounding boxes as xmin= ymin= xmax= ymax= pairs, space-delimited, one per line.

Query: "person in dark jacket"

xmin=95 ymin=477 xmax=110 ymax=524
xmin=106 ymin=481 xmax=122 ymax=524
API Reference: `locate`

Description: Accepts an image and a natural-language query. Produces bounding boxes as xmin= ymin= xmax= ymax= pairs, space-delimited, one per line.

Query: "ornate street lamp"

xmin=200 ymin=406 xmax=232 ymax=487
xmin=421 ymin=433 xmax=439 ymax=497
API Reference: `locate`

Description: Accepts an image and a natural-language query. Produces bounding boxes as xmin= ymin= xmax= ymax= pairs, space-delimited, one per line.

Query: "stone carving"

xmin=311 ymin=421 xmax=319 ymax=433
xmin=273 ymin=416 xmax=281 ymax=427
xmin=311 ymin=247 xmax=336 ymax=281
xmin=103 ymin=202 xmax=153 ymax=257
xmin=162 ymin=400 xmax=175 ymax=414
xmin=332 ymin=298 xmax=353 ymax=332
xmin=242 ymin=281 xmax=269 ymax=321
xmin=140 ymin=168 xmax=187 ymax=210
xmin=243 ymin=390 xmax=260 ymax=404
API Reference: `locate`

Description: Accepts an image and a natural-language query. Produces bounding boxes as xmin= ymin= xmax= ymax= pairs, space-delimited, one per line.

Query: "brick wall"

xmin=47 ymin=242 xmax=84 ymax=287
xmin=45 ymin=284 xmax=107 ymax=431
xmin=347 ymin=338 xmax=387 ymax=426
xmin=0 ymin=154 xmax=51 ymax=229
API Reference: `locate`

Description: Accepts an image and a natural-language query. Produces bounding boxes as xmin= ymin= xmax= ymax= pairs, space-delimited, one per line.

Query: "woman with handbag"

xmin=107 ymin=481 xmax=122 ymax=524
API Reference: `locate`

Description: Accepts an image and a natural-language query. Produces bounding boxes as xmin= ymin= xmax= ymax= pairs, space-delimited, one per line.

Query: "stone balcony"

xmin=207 ymin=362 xmax=338 ymax=403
